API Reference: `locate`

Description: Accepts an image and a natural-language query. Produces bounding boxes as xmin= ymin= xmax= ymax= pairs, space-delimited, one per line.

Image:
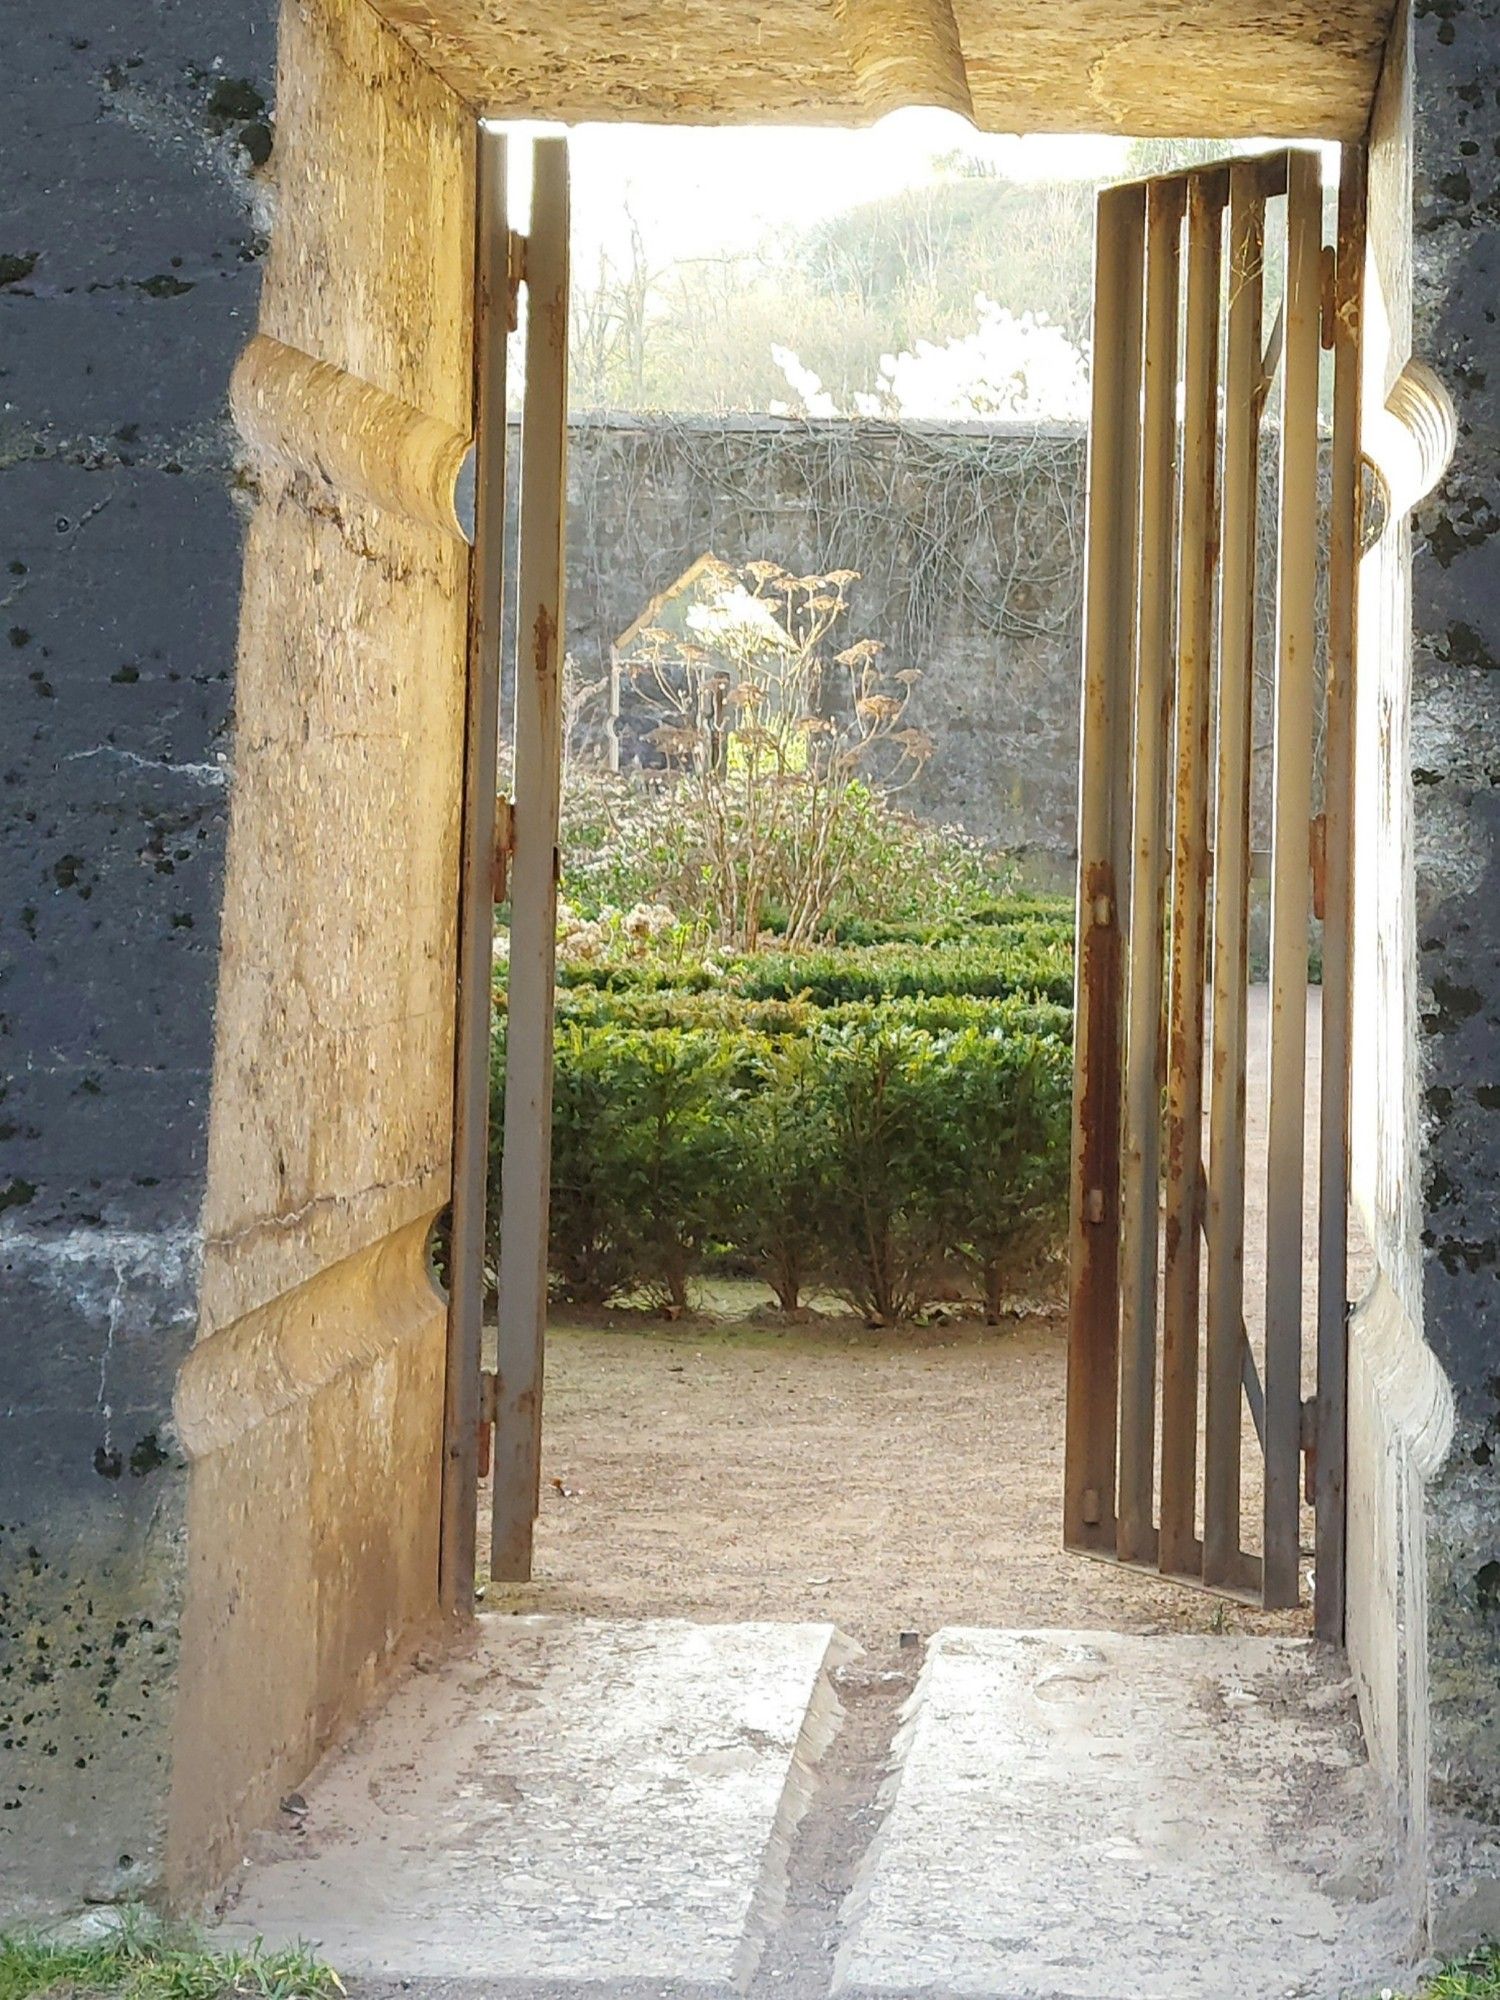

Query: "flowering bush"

xmin=560 ymin=766 xmax=1015 ymax=940
xmin=610 ymin=560 xmax=941 ymax=949
xmin=772 ymin=297 xmax=1090 ymax=424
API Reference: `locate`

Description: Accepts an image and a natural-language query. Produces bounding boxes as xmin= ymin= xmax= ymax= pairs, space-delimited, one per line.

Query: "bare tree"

xmin=570 ymin=202 xmax=659 ymax=409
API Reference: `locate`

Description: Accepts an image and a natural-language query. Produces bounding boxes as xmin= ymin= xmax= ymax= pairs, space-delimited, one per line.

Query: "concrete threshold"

xmin=833 ymin=1629 xmax=1412 ymax=2000
xmin=219 ymin=1615 xmax=856 ymax=1995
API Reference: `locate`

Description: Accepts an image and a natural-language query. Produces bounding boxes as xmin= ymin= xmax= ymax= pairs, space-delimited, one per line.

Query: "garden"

xmin=488 ymin=559 xmax=1076 ymax=1325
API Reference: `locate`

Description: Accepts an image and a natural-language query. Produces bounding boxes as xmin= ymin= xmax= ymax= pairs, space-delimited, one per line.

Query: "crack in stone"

xmin=201 ymin=1169 xmax=438 ymax=1254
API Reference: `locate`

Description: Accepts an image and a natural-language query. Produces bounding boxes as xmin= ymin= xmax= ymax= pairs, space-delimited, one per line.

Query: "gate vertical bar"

xmin=441 ymin=127 xmax=508 ymax=1616
xmin=1315 ymin=146 xmax=1366 ymax=1642
xmin=1117 ymin=179 xmax=1183 ymax=1565
xmin=1263 ymin=148 xmax=1324 ymax=1609
xmin=492 ymin=137 xmax=570 ymax=1583
xmin=1065 ymin=181 xmax=1145 ymax=1555
xmin=1204 ymin=162 xmax=1265 ymax=1592
xmin=1159 ymin=169 xmax=1226 ymax=1578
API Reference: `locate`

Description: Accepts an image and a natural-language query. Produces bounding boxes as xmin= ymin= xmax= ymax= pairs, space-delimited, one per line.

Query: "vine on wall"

xmin=546 ymin=414 xmax=1085 ymax=678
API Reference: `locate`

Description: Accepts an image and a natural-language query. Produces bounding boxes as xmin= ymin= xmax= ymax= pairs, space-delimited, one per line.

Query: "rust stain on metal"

xmin=492 ymin=794 xmax=513 ymax=903
xmin=533 ymin=601 xmax=557 ymax=678
xmin=1076 ymin=859 xmax=1121 ymax=1212
xmin=1310 ymin=811 xmax=1328 ymax=920
xmin=540 ymin=291 xmax=569 ymax=350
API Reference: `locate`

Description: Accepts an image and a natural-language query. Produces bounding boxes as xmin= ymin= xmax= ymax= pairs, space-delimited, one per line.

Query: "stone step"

xmin=219 ymin=1615 xmax=856 ymax=1994
xmin=833 ymin=1628 xmax=1410 ymax=2000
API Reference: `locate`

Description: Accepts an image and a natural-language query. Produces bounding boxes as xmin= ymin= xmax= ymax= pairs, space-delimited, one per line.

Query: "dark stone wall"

xmin=1408 ymin=0 xmax=1500 ymax=1894
xmin=0 ymin=1 xmax=273 ymax=1912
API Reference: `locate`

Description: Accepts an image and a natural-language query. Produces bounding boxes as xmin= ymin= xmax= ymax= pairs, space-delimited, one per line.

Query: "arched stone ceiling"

xmin=367 ymin=0 xmax=1393 ymax=140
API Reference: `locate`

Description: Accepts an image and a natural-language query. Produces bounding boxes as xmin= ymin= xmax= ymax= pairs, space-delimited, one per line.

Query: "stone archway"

xmin=161 ymin=0 xmax=1400 ymax=1902
xmin=8 ymin=0 xmax=1492 ymax=1947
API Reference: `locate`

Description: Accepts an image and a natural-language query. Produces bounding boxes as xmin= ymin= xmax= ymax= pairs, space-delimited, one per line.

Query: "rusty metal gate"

xmin=441 ymin=128 xmax=571 ymax=1610
xmin=1065 ymin=148 xmax=1364 ymax=1637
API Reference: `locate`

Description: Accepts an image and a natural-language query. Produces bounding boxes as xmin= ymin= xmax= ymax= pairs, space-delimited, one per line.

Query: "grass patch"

xmin=1418 ymin=1951 xmax=1500 ymax=1997
xmin=0 ymin=1917 xmax=340 ymax=2000
xmin=1380 ymin=1949 xmax=1500 ymax=1998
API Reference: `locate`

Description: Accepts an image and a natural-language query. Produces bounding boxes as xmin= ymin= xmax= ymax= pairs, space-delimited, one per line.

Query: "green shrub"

xmin=560 ymin=765 xmax=1018 ymax=939
xmin=917 ymin=1024 xmax=1072 ymax=1317
xmin=490 ymin=901 xmax=1077 ymax=1318
xmin=734 ymin=937 xmax=1073 ymax=1007
xmin=530 ymin=1025 xmax=737 ymax=1311
xmin=548 ymin=984 xmax=1070 ymax=1046
xmin=809 ymin=1021 xmax=956 ymax=1321
xmin=726 ymin=1035 xmax=830 ymax=1312
xmin=821 ymin=894 xmax=1073 ymax=948
xmin=546 ymin=927 xmax=1075 ymax=1009
xmin=611 ymin=1029 xmax=739 ymax=1313
xmin=530 ymin=1024 xmax=638 ymax=1304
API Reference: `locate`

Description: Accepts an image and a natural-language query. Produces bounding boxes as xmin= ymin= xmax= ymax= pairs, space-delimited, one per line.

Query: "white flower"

xmin=770 ymin=345 xmax=839 ymax=418
xmin=771 ymin=299 xmax=1089 ymax=424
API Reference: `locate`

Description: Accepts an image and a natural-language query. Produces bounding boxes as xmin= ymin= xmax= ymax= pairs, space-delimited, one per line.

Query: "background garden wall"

xmin=517 ymin=413 xmax=1326 ymax=892
xmin=523 ymin=415 xmax=1088 ymax=883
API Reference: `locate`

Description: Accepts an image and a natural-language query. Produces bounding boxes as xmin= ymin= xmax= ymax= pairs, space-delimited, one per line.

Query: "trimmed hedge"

xmin=554 ymin=906 xmax=1075 ymax=1009
xmin=490 ymin=906 xmax=1075 ymax=1320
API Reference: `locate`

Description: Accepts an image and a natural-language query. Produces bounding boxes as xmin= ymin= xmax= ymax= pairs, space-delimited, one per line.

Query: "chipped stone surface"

xmin=219 ymin=1617 xmax=854 ymax=1990
xmin=230 ymin=335 xmax=474 ymax=544
xmin=367 ymin=0 xmax=1391 ymax=138
xmin=167 ymin=0 xmax=475 ymax=1903
xmin=834 ymin=1630 xmax=1410 ymax=2000
xmin=1340 ymin=0 xmax=1500 ymax=1948
xmin=1407 ymin=2 xmax=1500 ymax=1926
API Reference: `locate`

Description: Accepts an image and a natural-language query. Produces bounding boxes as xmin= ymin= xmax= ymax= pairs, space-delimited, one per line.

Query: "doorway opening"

xmin=446 ymin=121 xmax=1363 ymax=1660
xmin=186 ymin=0 xmax=1428 ymax=1962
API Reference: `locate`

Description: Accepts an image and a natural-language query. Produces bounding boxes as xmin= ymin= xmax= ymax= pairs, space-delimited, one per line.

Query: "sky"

xmin=491 ymin=115 xmax=1342 ymax=276
xmin=497 ymin=113 xmax=1137 ymax=272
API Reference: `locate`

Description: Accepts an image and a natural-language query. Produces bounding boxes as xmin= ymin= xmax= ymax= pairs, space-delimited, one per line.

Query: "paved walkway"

xmin=221 ymin=1616 xmax=1411 ymax=2000
xmin=220 ymin=994 xmax=1401 ymax=1997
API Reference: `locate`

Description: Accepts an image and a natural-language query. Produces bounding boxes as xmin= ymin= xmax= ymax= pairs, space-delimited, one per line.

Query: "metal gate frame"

xmin=1065 ymin=146 xmax=1365 ymax=1635
xmin=440 ymin=130 xmax=570 ymax=1609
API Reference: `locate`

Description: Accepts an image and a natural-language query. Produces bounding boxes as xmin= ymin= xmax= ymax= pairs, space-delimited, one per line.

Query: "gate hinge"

xmin=477 ymin=1369 xmax=499 ymax=1481
xmin=505 ymin=230 xmax=528 ymax=332
xmin=492 ymin=794 xmax=514 ymax=903
xmin=1359 ymin=453 xmax=1390 ymax=554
